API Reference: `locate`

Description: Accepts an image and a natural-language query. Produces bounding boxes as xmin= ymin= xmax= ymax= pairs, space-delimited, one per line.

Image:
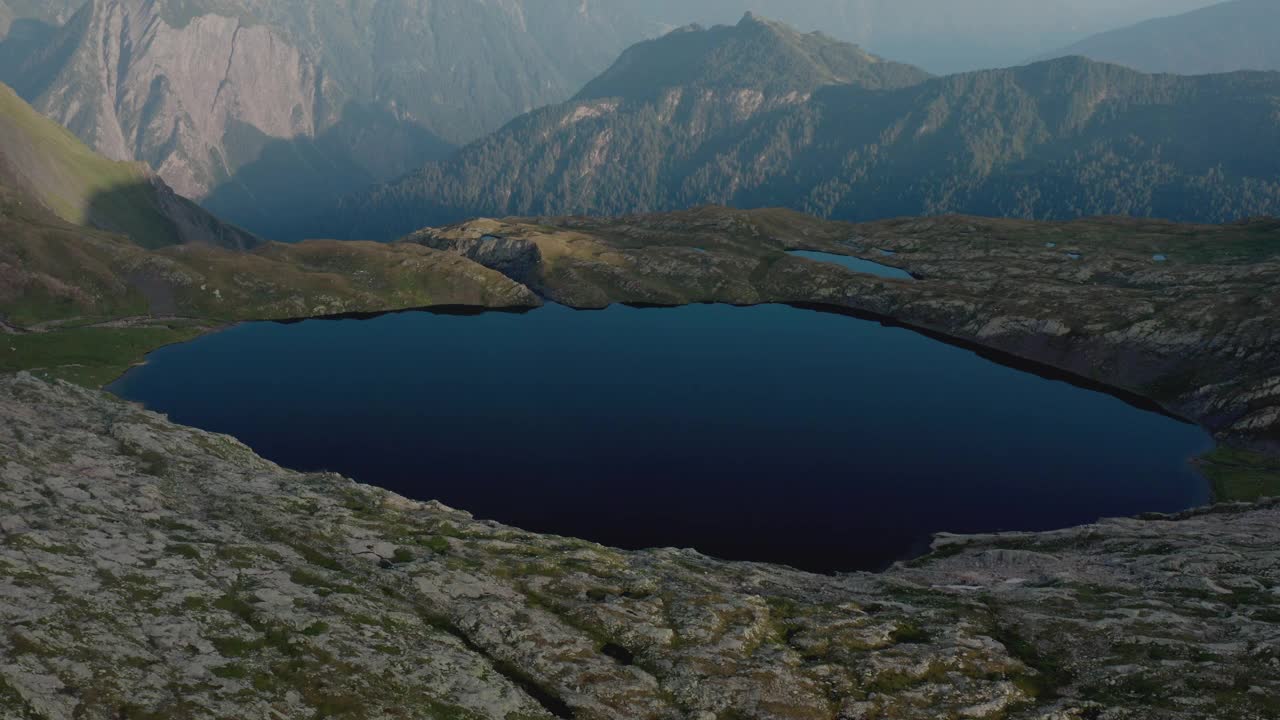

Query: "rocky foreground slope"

xmin=2 ymin=373 xmax=1278 ymax=719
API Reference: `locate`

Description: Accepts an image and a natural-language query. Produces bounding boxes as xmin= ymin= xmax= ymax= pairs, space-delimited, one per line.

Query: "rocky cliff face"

xmin=2 ymin=373 xmax=1277 ymax=718
xmin=406 ymin=219 xmax=545 ymax=284
xmin=0 ymin=1 xmax=80 ymax=39
xmin=11 ymin=0 xmax=326 ymax=201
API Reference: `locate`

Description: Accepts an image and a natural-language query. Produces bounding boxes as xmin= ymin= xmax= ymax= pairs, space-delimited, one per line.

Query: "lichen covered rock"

xmin=2 ymin=373 xmax=1278 ymax=718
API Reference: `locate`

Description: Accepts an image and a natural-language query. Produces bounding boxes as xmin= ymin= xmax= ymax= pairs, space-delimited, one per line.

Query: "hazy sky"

xmin=0 ymin=0 xmax=1232 ymax=76
xmin=624 ymin=0 xmax=1226 ymax=72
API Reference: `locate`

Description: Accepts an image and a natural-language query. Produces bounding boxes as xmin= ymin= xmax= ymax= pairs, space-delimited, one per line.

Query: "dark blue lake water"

xmin=109 ymin=303 xmax=1213 ymax=572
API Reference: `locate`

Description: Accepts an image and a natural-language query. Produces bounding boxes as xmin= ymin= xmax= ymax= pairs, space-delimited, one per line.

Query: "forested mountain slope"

xmin=338 ymin=25 xmax=1280 ymax=239
xmin=338 ymin=15 xmax=936 ymax=238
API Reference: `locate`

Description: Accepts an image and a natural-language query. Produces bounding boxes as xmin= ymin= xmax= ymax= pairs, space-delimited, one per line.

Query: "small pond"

xmin=788 ymin=250 xmax=913 ymax=280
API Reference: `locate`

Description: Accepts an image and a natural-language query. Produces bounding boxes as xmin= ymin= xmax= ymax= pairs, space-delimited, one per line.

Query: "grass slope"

xmin=0 ymin=81 xmax=256 ymax=249
xmin=1 ymin=325 xmax=207 ymax=387
xmin=0 ymin=82 xmax=149 ymax=226
xmin=0 ymin=185 xmax=539 ymax=386
xmin=0 ymin=75 xmax=544 ymax=386
xmin=1199 ymin=447 xmax=1280 ymax=503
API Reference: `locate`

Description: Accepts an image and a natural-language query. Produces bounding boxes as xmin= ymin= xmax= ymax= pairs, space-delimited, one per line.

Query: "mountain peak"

xmin=575 ymin=15 xmax=929 ymax=102
xmin=737 ymin=11 xmax=789 ymax=33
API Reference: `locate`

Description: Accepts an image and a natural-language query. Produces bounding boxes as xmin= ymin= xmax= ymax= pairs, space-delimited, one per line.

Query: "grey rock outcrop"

xmin=406 ymin=220 xmax=545 ymax=284
xmin=1 ymin=372 xmax=1277 ymax=718
xmin=10 ymin=0 xmax=325 ymax=200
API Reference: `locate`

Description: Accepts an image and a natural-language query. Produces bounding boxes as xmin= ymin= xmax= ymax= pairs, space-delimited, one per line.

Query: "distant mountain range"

xmin=621 ymin=0 xmax=1220 ymax=74
xmin=1041 ymin=0 xmax=1280 ymax=74
xmin=0 ymin=80 xmax=255 ymax=250
xmin=0 ymin=0 xmax=658 ymax=238
xmin=3 ymin=3 xmax=1275 ymax=241
xmin=336 ymin=15 xmax=1280 ymax=239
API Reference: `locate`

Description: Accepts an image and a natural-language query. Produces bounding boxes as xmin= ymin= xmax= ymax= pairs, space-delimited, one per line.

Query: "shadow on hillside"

xmin=87 ymin=179 xmax=259 ymax=252
xmin=0 ymin=19 xmax=60 ymax=94
xmin=200 ymin=102 xmax=455 ymax=242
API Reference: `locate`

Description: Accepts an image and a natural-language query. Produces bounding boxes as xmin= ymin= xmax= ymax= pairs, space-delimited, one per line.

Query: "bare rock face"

xmin=406 ymin=220 xmax=546 ymax=283
xmin=1 ymin=373 xmax=1278 ymax=718
xmin=20 ymin=0 xmax=322 ymax=201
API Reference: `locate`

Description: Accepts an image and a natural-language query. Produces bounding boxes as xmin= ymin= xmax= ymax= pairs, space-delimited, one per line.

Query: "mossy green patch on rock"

xmin=1199 ymin=446 xmax=1280 ymax=502
xmin=0 ymin=325 xmax=205 ymax=388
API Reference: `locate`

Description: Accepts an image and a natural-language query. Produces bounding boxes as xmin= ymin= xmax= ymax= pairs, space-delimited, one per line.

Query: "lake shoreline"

xmin=8 ymin=372 xmax=1279 ymax=716
xmin=107 ymin=302 xmax=1216 ymax=574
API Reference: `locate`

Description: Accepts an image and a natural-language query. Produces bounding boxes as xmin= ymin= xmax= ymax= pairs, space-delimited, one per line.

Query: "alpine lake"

xmin=111 ymin=259 xmax=1213 ymax=573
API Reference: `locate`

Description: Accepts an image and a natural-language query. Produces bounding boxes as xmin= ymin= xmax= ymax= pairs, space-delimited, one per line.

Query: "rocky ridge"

xmin=2 ymin=373 xmax=1278 ymax=719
